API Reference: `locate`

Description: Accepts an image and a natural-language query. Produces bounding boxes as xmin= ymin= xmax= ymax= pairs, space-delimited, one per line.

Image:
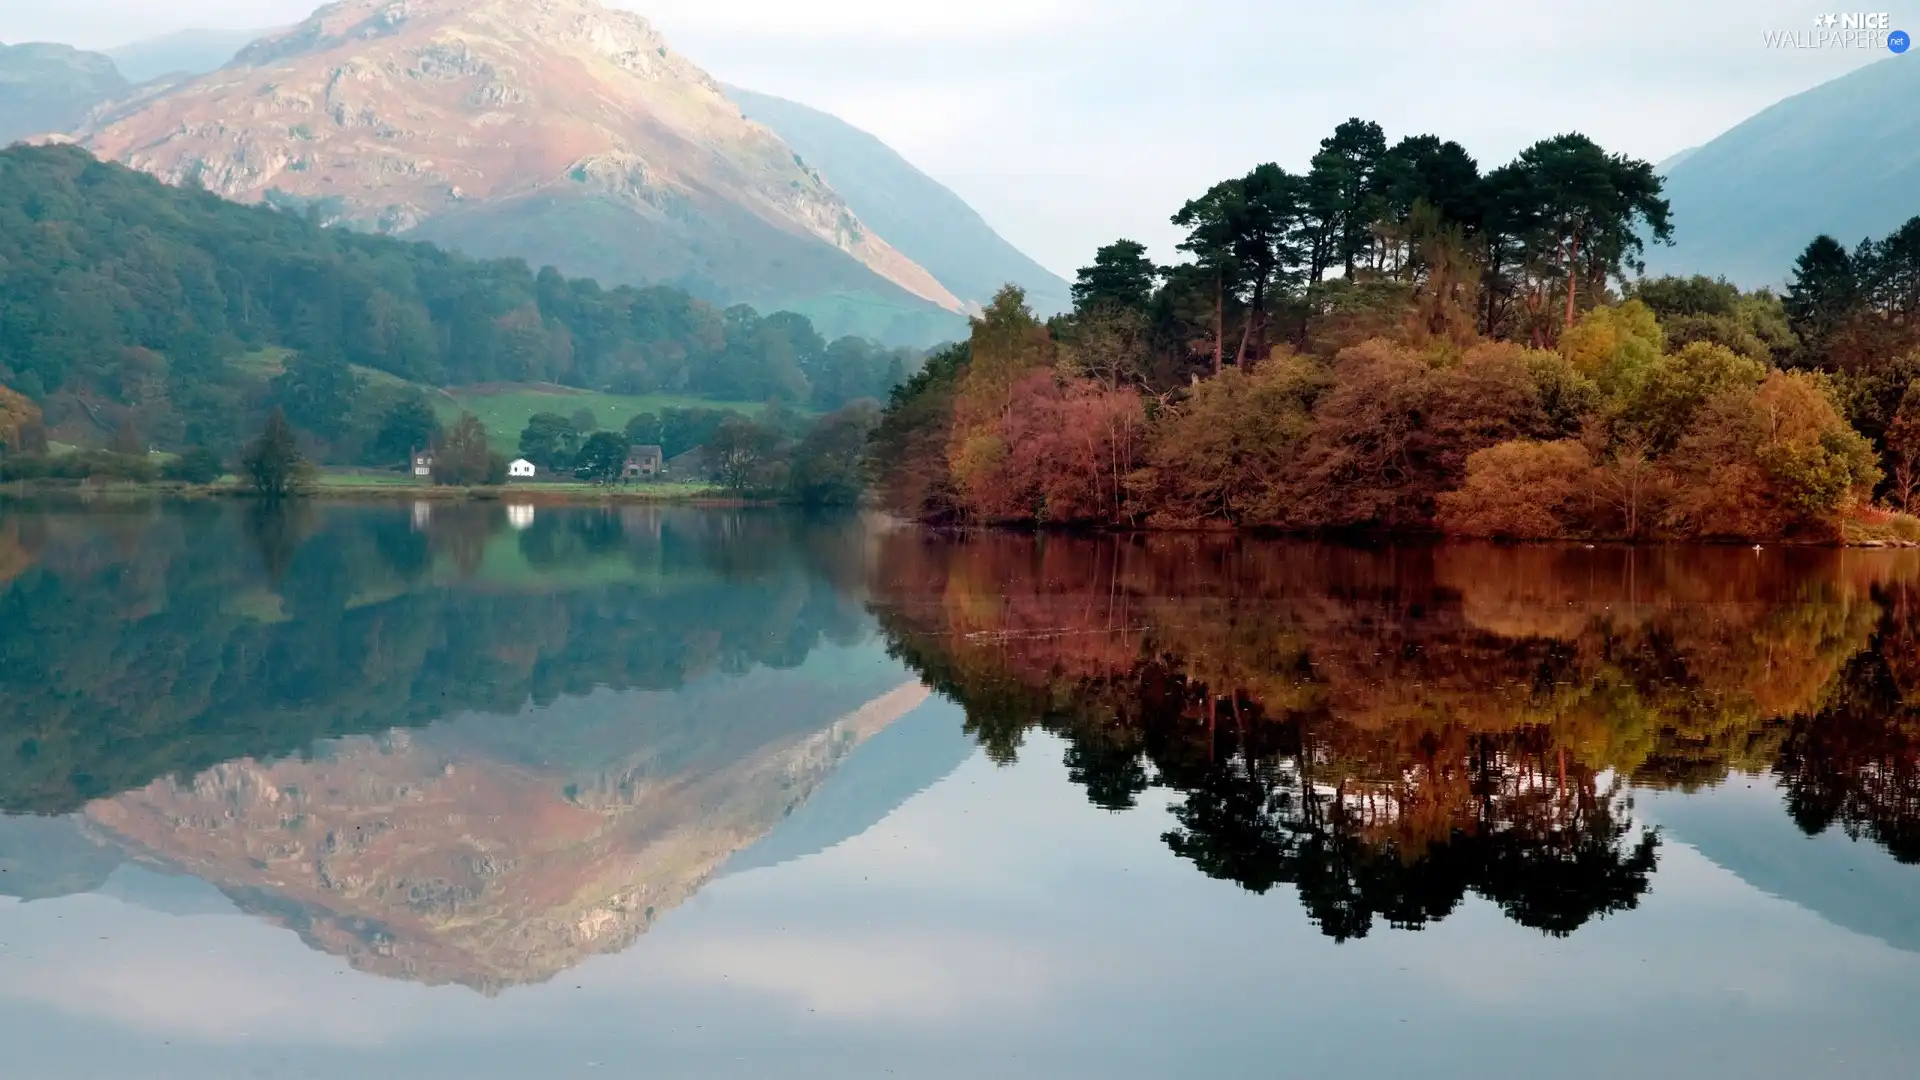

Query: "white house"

xmin=508 ymin=458 xmax=538 ymax=479
xmin=412 ymin=452 xmax=434 ymax=478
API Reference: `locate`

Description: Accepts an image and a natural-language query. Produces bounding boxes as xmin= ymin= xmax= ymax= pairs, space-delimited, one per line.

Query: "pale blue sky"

xmin=0 ymin=0 xmax=1898 ymax=276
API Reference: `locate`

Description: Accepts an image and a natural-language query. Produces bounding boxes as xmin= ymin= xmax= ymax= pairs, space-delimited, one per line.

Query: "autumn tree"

xmin=1667 ymin=372 xmax=1880 ymax=538
xmin=708 ymin=415 xmax=787 ymax=494
xmin=994 ymin=371 xmax=1148 ymax=524
xmin=1144 ymin=354 xmax=1326 ymax=525
xmin=1058 ymin=302 xmax=1154 ymax=393
xmin=0 ymin=385 xmax=41 ymax=455
xmin=1885 ymin=381 xmax=1920 ymax=511
xmin=948 ymin=287 xmax=1056 ymax=517
xmin=1437 ymin=440 xmax=1593 ymax=539
xmin=111 ymin=416 xmax=143 ymax=456
xmin=434 ymin=412 xmax=494 ymax=486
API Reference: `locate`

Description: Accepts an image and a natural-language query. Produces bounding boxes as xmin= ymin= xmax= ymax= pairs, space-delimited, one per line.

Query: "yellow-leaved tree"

xmin=0 ymin=384 xmax=41 ymax=455
xmin=947 ymin=286 xmax=1056 ymax=519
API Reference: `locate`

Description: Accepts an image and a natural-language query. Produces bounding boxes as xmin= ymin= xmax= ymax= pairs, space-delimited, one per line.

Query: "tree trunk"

xmin=1563 ymin=234 xmax=1582 ymax=331
xmin=1212 ymin=271 xmax=1225 ymax=376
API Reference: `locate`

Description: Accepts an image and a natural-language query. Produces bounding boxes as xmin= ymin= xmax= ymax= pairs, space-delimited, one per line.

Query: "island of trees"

xmin=873 ymin=120 xmax=1920 ymax=544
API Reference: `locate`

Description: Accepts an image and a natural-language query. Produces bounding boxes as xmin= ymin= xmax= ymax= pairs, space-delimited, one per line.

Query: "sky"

xmin=0 ymin=0 xmax=1899 ymax=277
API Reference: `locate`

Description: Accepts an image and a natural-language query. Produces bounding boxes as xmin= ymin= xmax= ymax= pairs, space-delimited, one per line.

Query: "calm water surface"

xmin=3 ymin=502 xmax=1920 ymax=1078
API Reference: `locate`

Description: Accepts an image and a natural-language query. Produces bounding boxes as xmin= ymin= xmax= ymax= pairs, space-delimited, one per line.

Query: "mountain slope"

xmin=728 ymin=84 xmax=1071 ymax=315
xmin=0 ymin=42 xmax=128 ymax=146
xmin=77 ymin=0 xmax=965 ymax=342
xmin=1647 ymin=56 xmax=1920 ymax=287
xmin=104 ymin=28 xmax=268 ymax=83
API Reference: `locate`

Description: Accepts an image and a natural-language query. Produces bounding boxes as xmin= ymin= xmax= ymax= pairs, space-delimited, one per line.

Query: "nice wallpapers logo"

xmin=1763 ymin=12 xmax=1911 ymax=51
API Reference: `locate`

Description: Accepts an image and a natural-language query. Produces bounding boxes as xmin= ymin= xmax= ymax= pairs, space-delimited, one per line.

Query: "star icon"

xmin=1825 ymin=13 xmax=1839 ymax=27
xmin=1815 ymin=14 xmax=1826 ymax=25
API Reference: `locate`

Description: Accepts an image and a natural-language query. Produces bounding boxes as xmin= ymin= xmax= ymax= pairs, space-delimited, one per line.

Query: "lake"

xmin=4 ymin=501 xmax=1920 ymax=1078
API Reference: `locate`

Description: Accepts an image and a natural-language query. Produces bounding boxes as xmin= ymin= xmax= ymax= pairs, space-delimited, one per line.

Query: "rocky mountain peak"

xmin=79 ymin=0 xmax=963 ymax=322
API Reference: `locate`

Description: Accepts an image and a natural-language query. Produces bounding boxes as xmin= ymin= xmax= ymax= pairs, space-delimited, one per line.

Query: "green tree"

xmin=1506 ymin=133 xmax=1672 ymax=332
xmin=1172 ymin=179 xmax=1247 ymax=374
xmin=1072 ymin=240 xmax=1160 ymax=313
xmin=271 ymin=352 xmax=363 ymax=440
xmin=1302 ymin=118 xmax=1389 ymax=281
xmin=518 ymin=412 xmax=580 ymax=471
xmin=790 ymin=403 xmax=881 ymax=506
xmin=625 ymin=411 xmax=663 ymax=447
xmin=575 ymin=430 xmax=629 ymax=483
xmin=1786 ymin=235 xmax=1863 ymax=365
xmin=570 ymin=407 xmax=599 ymax=433
xmin=163 ymin=446 xmax=224 ymax=484
xmin=435 ymin=413 xmax=493 ymax=486
xmin=242 ymin=407 xmax=311 ymax=498
xmin=371 ymin=393 xmax=442 ymax=467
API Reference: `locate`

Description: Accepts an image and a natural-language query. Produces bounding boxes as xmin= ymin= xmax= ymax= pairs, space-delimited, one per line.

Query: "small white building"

xmin=412 ymin=452 xmax=434 ymax=478
xmin=508 ymin=458 xmax=538 ymax=480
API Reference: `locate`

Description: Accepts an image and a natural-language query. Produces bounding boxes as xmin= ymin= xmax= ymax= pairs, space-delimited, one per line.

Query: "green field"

xmin=432 ymin=385 xmax=766 ymax=454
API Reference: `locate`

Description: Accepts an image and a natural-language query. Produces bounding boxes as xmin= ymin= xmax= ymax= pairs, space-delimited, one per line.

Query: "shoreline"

xmin=0 ymin=478 xmax=777 ymax=508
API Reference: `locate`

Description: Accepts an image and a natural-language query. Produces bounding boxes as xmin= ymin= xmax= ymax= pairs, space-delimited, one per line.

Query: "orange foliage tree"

xmin=0 ymin=384 xmax=40 ymax=454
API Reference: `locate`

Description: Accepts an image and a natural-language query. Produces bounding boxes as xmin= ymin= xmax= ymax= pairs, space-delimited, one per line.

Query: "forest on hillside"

xmin=873 ymin=119 xmax=1920 ymax=543
xmin=0 ymin=146 xmax=916 ymax=460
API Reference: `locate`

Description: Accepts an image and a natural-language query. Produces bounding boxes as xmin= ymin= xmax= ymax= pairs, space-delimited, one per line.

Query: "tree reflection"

xmin=872 ymin=533 xmax=1920 ymax=940
xmin=0 ymin=504 xmax=880 ymax=814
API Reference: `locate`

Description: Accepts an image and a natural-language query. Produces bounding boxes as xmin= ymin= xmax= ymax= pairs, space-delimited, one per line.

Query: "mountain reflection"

xmin=868 ymin=533 xmax=1920 ymax=940
xmin=0 ymin=502 xmax=926 ymax=991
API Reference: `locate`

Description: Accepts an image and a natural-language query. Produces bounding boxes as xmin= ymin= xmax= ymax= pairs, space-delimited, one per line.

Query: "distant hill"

xmin=76 ymin=0 xmax=966 ymax=344
xmin=728 ymin=84 xmax=1072 ymax=316
xmin=1647 ymin=56 xmax=1920 ymax=288
xmin=0 ymin=42 xmax=127 ymax=146
xmin=0 ymin=144 xmax=908 ymax=452
xmin=103 ymin=28 xmax=266 ymax=83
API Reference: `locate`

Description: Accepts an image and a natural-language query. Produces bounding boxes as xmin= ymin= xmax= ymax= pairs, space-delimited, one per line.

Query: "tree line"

xmin=0 ymin=145 xmax=916 ymax=462
xmin=872 ymin=118 xmax=1920 ymax=543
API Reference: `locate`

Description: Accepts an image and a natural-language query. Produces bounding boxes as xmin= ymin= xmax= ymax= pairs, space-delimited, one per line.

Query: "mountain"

xmin=1649 ymin=782 xmax=1920 ymax=954
xmin=727 ymin=85 xmax=1072 ymax=315
xmin=1648 ymin=56 xmax=1920 ymax=288
xmin=0 ymin=42 xmax=128 ymax=146
xmin=84 ymin=678 xmax=929 ymax=991
xmin=77 ymin=0 xmax=966 ymax=344
xmin=103 ymin=28 xmax=267 ymax=84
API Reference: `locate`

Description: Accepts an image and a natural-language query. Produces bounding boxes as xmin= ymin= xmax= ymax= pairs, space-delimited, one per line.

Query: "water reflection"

xmin=0 ymin=502 xmax=928 ymax=990
xmin=8 ymin=504 xmax=1920 ymax=1002
xmin=868 ymin=534 xmax=1920 ymax=940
